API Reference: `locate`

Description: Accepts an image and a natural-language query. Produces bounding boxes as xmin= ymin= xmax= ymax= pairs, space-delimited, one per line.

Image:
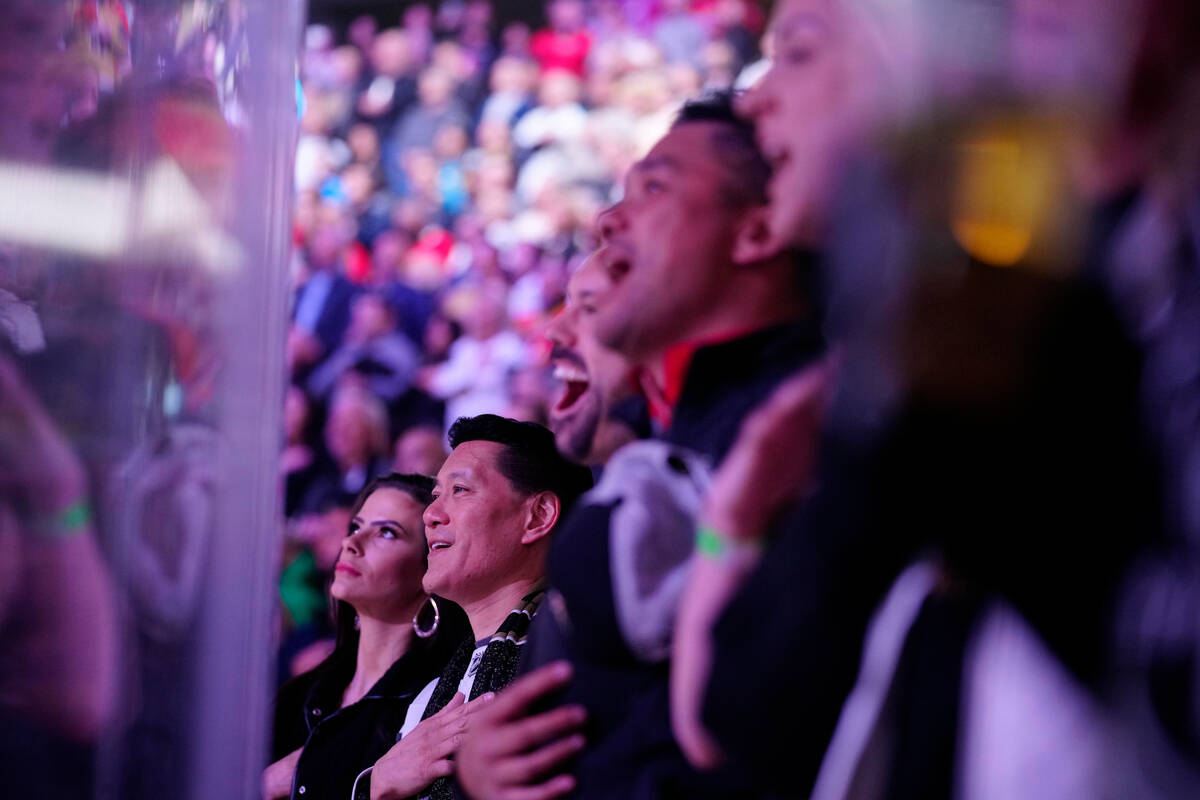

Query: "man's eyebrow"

xmin=774 ymin=12 xmax=829 ymax=41
xmin=636 ymin=154 xmax=681 ymax=173
xmin=436 ymin=469 xmax=472 ymax=486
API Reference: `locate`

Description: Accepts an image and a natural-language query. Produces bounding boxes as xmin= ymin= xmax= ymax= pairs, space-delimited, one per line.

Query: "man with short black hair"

xmin=456 ymin=91 xmax=825 ymax=799
xmin=356 ymin=415 xmax=592 ymax=800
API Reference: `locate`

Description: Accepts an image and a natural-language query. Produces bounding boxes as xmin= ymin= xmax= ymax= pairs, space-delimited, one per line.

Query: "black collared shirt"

xmin=667 ymin=321 xmax=826 ymax=467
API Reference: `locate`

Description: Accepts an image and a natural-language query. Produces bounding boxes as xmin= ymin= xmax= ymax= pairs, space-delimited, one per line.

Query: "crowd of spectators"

xmin=278 ymin=0 xmax=767 ymax=680
xmin=6 ymin=2 xmax=1200 ymax=799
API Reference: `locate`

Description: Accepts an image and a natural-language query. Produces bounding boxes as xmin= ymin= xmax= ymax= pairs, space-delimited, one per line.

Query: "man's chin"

xmin=552 ymin=414 xmax=599 ymax=465
xmin=420 ymin=573 xmax=446 ymax=599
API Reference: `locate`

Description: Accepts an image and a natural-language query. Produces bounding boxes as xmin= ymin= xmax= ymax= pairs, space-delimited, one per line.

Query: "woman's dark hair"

xmin=347 ymin=472 xmax=435 ymax=518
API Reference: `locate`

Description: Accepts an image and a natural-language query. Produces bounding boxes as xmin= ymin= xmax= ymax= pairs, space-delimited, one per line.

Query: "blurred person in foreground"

xmin=0 ymin=354 xmax=118 ymax=796
xmin=669 ymin=0 xmax=1186 ymax=797
xmin=0 ymin=6 xmax=118 ymax=795
xmin=355 ymin=415 xmax=592 ymax=800
xmin=1015 ymin=0 xmax=1200 ymax=781
xmin=266 ymin=474 xmax=470 ymax=800
xmin=456 ymin=91 xmax=824 ymax=800
xmin=669 ymin=1 xmax=940 ymax=789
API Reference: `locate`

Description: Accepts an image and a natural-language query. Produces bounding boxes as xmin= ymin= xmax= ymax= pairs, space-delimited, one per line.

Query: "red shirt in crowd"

xmin=529 ymin=28 xmax=592 ymax=77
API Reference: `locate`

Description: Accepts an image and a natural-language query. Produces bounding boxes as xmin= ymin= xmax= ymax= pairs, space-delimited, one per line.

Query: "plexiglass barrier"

xmin=0 ymin=2 xmax=301 ymax=797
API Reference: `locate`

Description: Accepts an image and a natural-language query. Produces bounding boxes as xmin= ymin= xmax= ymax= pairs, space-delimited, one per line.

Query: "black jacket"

xmin=704 ymin=275 xmax=1158 ymax=798
xmin=522 ymin=321 xmax=826 ymax=800
xmin=272 ymin=605 xmax=470 ymax=800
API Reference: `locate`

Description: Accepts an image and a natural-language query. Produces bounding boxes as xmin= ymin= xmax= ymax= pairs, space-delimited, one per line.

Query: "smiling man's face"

xmin=421 ymin=440 xmax=533 ymax=607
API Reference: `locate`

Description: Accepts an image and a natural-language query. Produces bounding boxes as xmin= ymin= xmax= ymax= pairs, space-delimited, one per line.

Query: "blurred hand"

xmin=371 ymin=692 xmax=494 ymax=800
xmin=702 ymin=358 xmax=838 ymax=540
xmin=262 ymin=747 xmax=302 ymax=800
xmin=0 ymin=357 xmax=117 ymax=741
xmin=457 ymin=662 xmax=586 ymax=800
xmin=671 ymin=358 xmax=837 ymax=770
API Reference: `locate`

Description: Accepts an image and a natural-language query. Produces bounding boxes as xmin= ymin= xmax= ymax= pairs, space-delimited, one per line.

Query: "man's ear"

xmin=520 ymin=491 xmax=561 ymax=545
xmin=730 ymin=205 xmax=780 ymax=266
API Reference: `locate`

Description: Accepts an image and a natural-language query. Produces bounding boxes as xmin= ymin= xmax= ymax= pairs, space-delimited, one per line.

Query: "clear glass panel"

xmin=0 ymin=2 xmax=301 ymax=798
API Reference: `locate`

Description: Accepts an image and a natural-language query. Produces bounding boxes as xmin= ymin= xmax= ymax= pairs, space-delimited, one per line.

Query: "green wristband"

xmin=33 ymin=499 xmax=92 ymax=540
xmin=695 ymin=524 xmax=763 ymax=561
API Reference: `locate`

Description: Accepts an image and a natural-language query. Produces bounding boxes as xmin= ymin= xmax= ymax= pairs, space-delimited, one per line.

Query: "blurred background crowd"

xmin=277 ymin=0 xmax=769 ymax=678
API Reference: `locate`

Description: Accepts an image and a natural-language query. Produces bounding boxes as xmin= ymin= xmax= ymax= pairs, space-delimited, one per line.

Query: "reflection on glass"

xmin=0 ymin=2 xmax=298 ymax=798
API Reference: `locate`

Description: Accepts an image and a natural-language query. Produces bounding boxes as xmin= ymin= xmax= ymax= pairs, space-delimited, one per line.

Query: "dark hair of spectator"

xmin=348 ymin=472 xmax=436 ymax=518
xmin=673 ymin=89 xmax=771 ymax=207
xmin=447 ymin=413 xmax=594 ymax=513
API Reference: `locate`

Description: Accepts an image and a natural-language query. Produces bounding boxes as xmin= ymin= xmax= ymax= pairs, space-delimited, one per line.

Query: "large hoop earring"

xmin=413 ymin=596 xmax=439 ymax=638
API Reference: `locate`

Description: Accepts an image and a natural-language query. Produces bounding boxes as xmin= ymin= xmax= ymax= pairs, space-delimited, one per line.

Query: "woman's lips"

xmin=334 ymin=562 xmax=361 ymax=576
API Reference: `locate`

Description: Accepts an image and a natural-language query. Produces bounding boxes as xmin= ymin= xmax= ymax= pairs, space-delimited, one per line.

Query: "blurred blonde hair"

xmin=840 ymin=0 xmax=930 ymax=122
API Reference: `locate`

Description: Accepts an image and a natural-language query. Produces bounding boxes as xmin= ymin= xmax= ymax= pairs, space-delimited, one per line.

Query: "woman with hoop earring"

xmin=265 ymin=474 xmax=469 ymax=800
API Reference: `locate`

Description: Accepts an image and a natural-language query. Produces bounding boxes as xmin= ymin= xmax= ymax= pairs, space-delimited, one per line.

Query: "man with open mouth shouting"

xmin=455 ymin=90 xmax=825 ymax=800
xmin=544 ymin=272 xmax=649 ymax=471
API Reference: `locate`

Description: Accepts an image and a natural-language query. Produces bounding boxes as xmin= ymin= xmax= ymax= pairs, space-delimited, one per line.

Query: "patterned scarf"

xmin=421 ymin=586 xmax=545 ymax=800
